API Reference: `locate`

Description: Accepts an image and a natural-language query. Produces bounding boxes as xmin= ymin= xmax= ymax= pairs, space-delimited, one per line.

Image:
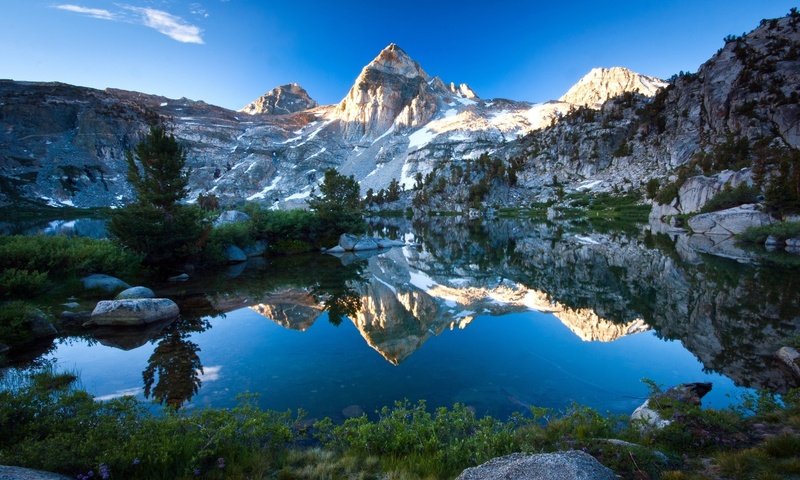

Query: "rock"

xmin=241 ymin=83 xmax=318 ymax=115
xmin=28 ymin=310 xmax=57 ymax=338
xmin=786 ymin=238 xmax=800 ymax=248
xmin=688 ymin=204 xmax=774 ymax=235
xmin=224 ymin=245 xmax=247 ymax=264
xmin=776 ymin=346 xmax=800 ymax=377
xmin=226 ymin=260 xmax=248 ymax=278
xmin=213 ymin=210 xmax=251 ymax=227
xmin=84 ymin=298 xmax=180 ymax=327
xmin=168 ymin=273 xmax=190 ymax=282
xmin=342 ymin=404 xmax=364 ymax=418
xmin=376 ymin=238 xmax=405 ymax=248
xmin=81 ymin=274 xmax=130 ymax=293
xmin=676 ymin=170 xmax=752 ymax=214
xmin=353 ymin=237 xmax=380 ymax=251
xmin=325 ymin=245 xmax=346 ymax=253
xmin=339 ymin=233 xmax=359 ymax=250
xmin=115 ymin=286 xmax=155 ymax=300
xmin=62 ymin=302 xmax=80 ymax=309
xmin=559 ymin=67 xmax=667 ymax=109
xmin=0 ymin=465 xmax=71 ymax=480
xmin=765 ymin=235 xmax=783 ymax=247
xmin=243 ymin=240 xmax=268 ymax=257
xmin=456 ymin=451 xmax=616 ymax=480
xmin=631 ymin=382 xmax=712 ymax=430
xmin=60 ymin=310 xmax=92 ymax=327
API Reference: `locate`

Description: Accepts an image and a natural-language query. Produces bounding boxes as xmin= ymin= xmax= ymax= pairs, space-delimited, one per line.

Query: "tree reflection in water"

xmin=142 ymin=316 xmax=210 ymax=408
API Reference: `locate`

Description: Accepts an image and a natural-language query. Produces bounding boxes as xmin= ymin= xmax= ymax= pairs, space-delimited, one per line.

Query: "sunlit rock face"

xmin=559 ymin=67 xmax=667 ymax=109
xmin=240 ymin=83 xmax=318 ymax=115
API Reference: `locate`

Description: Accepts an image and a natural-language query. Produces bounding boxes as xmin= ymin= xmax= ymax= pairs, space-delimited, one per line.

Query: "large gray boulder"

xmin=115 ymin=286 xmax=155 ymax=300
xmin=0 ymin=465 xmax=71 ymax=479
xmin=339 ymin=233 xmax=359 ymax=250
xmin=213 ymin=210 xmax=251 ymax=227
xmin=688 ymin=204 xmax=774 ymax=235
xmin=81 ymin=274 xmax=130 ymax=293
xmin=353 ymin=237 xmax=380 ymax=251
xmin=677 ymin=170 xmax=752 ymax=214
xmin=84 ymin=298 xmax=179 ymax=327
xmin=224 ymin=245 xmax=247 ymax=264
xmin=456 ymin=451 xmax=616 ymax=480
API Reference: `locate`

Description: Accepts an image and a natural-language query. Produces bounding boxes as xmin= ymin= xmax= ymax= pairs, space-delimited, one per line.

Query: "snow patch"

xmin=306 ymin=147 xmax=327 ymax=161
xmin=407 ymin=127 xmax=437 ymax=151
xmin=576 ymin=180 xmax=602 ymax=191
xmin=574 ymin=235 xmax=600 ymax=245
xmin=159 ymin=102 xmax=168 ymax=107
xmin=247 ymin=176 xmax=282 ymax=201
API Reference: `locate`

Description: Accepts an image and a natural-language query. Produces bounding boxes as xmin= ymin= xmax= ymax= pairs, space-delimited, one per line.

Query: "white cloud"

xmin=54 ymin=3 xmax=204 ymax=44
xmin=55 ymin=4 xmax=115 ymax=20
xmin=124 ymin=6 xmax=205 ymax=44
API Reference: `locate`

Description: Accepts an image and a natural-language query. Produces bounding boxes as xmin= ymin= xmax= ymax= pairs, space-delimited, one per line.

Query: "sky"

xmin=1 ymin=1 xmax=798 ymax=110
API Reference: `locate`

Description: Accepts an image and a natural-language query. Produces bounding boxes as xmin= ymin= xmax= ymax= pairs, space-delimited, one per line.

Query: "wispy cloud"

xmin=55 ymin=4 xmax=115 ymax=20
xmin=124 ymin=6 xmax=205 ymax=44
xmin=53 ymin=3 xmax=204 ymax=44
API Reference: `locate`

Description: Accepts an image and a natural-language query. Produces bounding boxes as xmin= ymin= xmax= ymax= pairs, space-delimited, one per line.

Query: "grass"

xmin=739 ymin=221 xmax=800 ymax=244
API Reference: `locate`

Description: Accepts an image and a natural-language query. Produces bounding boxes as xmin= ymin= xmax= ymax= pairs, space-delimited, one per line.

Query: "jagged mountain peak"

xmin=363 ymin=43 xmax=429 ymax=79
xmin=559 ymin=66 xmax=668 ymax=109
xmin=449 ymin=82 xmax=478 ymax=99
xmin=240 ymin=83 xmax=318 ymax=115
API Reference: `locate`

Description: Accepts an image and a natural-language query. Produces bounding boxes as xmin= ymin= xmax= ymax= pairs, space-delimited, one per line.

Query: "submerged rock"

xmin=81 ymin=274 xmax=130 ymax=293
xmin=168 ymin=273 xmax=190 ymax=282
xmin=115 ymin=286 xmax=155 ymax=300
xmin=456 ymin=451 xmax=616 ymax=480
xmin=84 ymin=298 xmax=179 ymax=327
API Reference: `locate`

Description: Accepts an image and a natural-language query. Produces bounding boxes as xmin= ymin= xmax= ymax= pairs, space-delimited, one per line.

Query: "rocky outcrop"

xmin=688 ymin=204 xmax=775 ymax=235
xmin=240 ymin=83 xmax=318 ymax=115
xmin=456 ymin=451 xmax=616 ymax=480
xmin=675 ymin=169 xmax=753 ymax=214
xmin=0 ymin=465 xmax=71 ymax=480
xmin=85 ymin=298 xmax=180 ymax=326
xmin=559 ymin=67 xmax=667 ymax=109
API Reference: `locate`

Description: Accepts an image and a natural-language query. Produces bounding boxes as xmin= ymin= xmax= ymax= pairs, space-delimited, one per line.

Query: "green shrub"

xmin=655 ymin=180 xmax=681 ymax=204
xmin=0 ymin=268 xmax=48 ymax=298
xmin=645 ymin=178 xmax=660 ymax=199
xmin=0 ymin=301 xmax=49 ymax=346
xmin=739 ymin=221 xmax=800 ymax=244
xmin=700 ymin=184 xmax=759 ymax=213
xmin=0 ymin=235 xmax=142 ymax=281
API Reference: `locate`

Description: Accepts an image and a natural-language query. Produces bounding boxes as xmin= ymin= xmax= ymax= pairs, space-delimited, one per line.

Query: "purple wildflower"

xmin=193 ymin=467 xmax=201 ymax=476
xmin=132 ymin=458 xmax=140 ymax=465
xmin=98 ymin=464 xmax=110 ymax=480
xmin=217 ymin=457 xmax=226 ymax=469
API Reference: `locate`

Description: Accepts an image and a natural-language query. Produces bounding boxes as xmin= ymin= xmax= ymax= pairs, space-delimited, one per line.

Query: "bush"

xmin=0 ymin=235 xmax=142 ymax=282
xmin=700 ymin=183 xmax=759 ymax=213
xmin=0 ymin=301 xmax=45 ymax=345
xmin=739 ymin=221 xmax=800 ymax=244
xmin=645 ymin=178 xmax=660 ymax=199
xmin=0 ymin=268 xmax=48 ymax=298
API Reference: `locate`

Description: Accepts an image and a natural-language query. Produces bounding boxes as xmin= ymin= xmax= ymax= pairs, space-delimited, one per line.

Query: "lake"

xmin=7 ymin=217 xmax=800 ymax=420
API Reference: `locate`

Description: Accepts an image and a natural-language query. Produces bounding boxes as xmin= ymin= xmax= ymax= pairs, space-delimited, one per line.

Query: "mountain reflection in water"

xmin=18 ymin=217 xmax=800 ymax=413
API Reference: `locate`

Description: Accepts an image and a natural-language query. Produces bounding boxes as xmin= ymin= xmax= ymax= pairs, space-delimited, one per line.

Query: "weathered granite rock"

xmin=325 ymin=245 xmax=346 ymax=253
xmin=339 ymin=233 xmax=359 ymax=250
xmin=765 ymin=235 xmax=783 ymax=247
xmin=786 ymin=238 xmax=800 ymax=248
xmin=688 ymin=204 xmax=774 ymax=235
xmin=456 ymin=451 xmax=616 ymax=480
xmin=353 ymin=237 xmax=380 ymax=251
xmin=677 ymin=170 xmax=752 ymax=214
xmin=84 ymin=298 xmax=179 ymax=327
xmin=81 ymin=274 xmax=130 ymax=293
xmin=115 ymin=286 xmax=155 ymax=300
xmin=213 ymin=210 xmax=251 ymax=227
xmin=243 ymin=240 xmax=268 ymax=257
xmin=224 ymin=245 xmax=247 ymax=264
xmin=0 ymin=465 xmax=71 ymax=480
xmin=776 ymin=346 xmax=800 ymax=377
xmin=631 ymin=382 xmax=712 ymax=429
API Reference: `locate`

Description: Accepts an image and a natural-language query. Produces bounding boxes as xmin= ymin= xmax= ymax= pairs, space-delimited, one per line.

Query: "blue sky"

xmin=1 ymin=1 xmax=797 ymax=110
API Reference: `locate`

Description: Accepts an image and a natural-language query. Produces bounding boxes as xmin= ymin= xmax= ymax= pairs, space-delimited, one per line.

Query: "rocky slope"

xmin=239 ymin=83 xmax=318 ymax=115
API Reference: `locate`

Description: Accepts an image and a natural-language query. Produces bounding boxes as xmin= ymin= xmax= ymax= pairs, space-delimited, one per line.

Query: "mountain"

xmin=4 ymin=12 xmax=796 ymax=210
xmin=240 ymin=83 xmax=318 ymax=115
xmin=558 ymin=67 xmax=667 ymax=108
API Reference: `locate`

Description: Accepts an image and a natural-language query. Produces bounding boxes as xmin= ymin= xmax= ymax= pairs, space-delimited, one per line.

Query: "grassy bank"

xmin=1 ymin=371 xmax=798 ymax=479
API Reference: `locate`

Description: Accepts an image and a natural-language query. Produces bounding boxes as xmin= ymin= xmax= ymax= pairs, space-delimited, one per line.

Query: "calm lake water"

xmin=7 ymin=217 xmax=800 ymax=420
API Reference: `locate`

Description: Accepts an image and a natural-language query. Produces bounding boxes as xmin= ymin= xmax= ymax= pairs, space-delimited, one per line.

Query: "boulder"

xmin=765 ymin=235 xmax=783 ymax=247
xmin=786 ymin=238 xmax=800 ymax=248
xmin=243 ymin=240 xmax=268 ymax=257
xmin=631 ymin=382 xmax=712 ymax=430
xmin=688 ymin=204 xmax=774 ymax=235
xmin=28 ymin=310 xmax=57 ymax=338
xmin=84 ymin=298 xmax=179 ymax=327
xmin=339 ymin=233 xmax=359 ymax=250
xmin=456 ymin=451 xmax=616 ymax=480
xmin=115 ymin=286 xmax=155 ymax=300
xmin=168 ymin=273 xmax=190 ymax=282
xmin=81 ymin=274 xmax=130 ymax=293
xmin=0 ymin=465 xmax=71 ymax=480
xmin=325 ymin=245 xmax=346 ymax=253
xmin=353 ymin=237 xmax=380 ymax=251
xmin=224 ymin=245 xmax=247 ymax=264
xmin=213 ymin=209 xmax=251 ymax=227
xmin=776 ymin=346 xmax=800 ymax=377
xmin=376 ymin=238 xmax=405 ymax=248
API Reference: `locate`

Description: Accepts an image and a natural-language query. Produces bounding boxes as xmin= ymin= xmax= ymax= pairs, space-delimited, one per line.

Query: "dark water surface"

xmin=9 ymin=217 xmax=800 ymax=419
